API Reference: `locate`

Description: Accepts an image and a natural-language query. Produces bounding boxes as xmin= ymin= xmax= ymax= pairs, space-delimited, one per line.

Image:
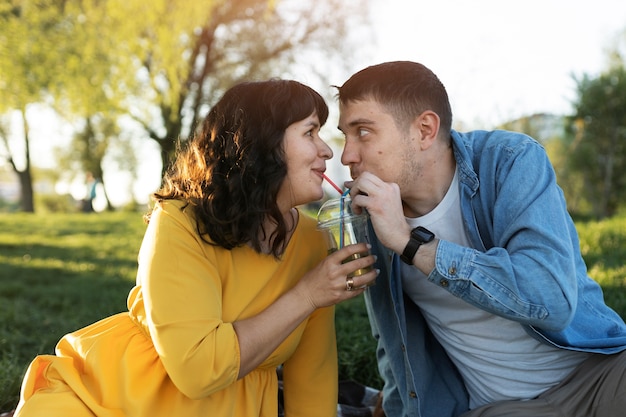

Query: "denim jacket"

xmin=364 ymin=129 xmax=626 ymax=417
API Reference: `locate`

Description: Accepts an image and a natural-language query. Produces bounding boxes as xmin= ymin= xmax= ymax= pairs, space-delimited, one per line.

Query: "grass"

xmin=576 ymin=216 xmax=626 ymax=311
xmin=1 ymin=211 xmax=625 ymax=412
xmin=0 ymin=212 xmax=147 ymax=411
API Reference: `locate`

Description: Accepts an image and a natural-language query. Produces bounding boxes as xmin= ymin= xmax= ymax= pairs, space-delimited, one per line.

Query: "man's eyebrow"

xmin=337 ymin=118 xmax=375 ymax=132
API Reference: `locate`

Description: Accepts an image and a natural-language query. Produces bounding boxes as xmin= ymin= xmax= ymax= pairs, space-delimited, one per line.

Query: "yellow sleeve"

xmin=282 ymin=305 xmax=338 ymax=417
xmin=138 ymin=202 xmax=240 ymax=399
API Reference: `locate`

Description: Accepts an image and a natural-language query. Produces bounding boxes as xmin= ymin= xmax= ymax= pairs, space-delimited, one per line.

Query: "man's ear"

xmin=411 ymin=110 xmax=440 ymax=150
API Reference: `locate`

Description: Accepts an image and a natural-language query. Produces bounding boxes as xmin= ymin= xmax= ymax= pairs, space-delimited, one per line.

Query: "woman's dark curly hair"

xmin=152 ymin=79 xmax=329 ymax=258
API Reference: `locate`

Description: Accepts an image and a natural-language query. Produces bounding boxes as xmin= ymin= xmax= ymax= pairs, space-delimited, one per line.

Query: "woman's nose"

xmin=319 ymin=139 xmax=333 ymax=159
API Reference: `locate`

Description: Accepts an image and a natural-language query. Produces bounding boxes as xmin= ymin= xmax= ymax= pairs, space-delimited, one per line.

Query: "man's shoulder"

xmin=454 ymin=128 xmax=535 ymax=143
xmin=453 ymin=129 xmax=541 ymax=155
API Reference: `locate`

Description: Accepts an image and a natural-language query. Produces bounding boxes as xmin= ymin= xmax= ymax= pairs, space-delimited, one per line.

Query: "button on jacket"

xmin=365 ymin=129 xmax=626 ymax=417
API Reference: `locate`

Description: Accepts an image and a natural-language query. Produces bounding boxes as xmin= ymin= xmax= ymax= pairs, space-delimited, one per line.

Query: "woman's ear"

xmin=411 ymin=110 xmax=440 ymax=150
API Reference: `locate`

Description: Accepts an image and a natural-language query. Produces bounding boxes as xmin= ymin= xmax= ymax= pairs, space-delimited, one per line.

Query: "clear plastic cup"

xmin=317 ymin=196 xmax=373 ymax=278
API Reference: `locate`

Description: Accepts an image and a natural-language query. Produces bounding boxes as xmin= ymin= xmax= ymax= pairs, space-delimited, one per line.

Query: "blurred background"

xmin=1 ymin=0 xmax=626 ymax=219
xmin=2 ymin=1 xmax=626 ymax=412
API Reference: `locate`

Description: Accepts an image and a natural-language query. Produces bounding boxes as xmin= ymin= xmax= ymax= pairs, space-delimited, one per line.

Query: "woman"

xmin=15 ymin=79 xmax=378 ymax=416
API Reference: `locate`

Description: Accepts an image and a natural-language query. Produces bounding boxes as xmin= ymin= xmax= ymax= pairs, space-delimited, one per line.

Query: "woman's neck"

xmin=255 ymin=208 xmax=299 ymax=255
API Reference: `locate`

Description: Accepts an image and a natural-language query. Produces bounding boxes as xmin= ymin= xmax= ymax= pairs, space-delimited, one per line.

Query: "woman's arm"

xmin=233 ymin=242 xmax=376 ymax=378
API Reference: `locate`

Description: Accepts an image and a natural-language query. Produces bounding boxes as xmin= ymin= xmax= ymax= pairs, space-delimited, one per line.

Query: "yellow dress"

xmin=15 ymin=200 xmax=337 ymax=417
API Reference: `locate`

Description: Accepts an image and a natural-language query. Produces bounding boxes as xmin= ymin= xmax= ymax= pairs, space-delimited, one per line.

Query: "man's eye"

xmin=358 ymin=128 xmax=369 ymax=137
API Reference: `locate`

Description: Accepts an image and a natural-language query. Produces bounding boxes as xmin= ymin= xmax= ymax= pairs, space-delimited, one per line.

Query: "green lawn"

xmin=1 ymin=211 xmax=625 ymax=412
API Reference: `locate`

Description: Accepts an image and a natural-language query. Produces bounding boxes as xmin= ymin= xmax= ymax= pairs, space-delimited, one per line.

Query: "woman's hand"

xmin=294 ymin=243 xmax=378 ymax=310
xmin=233 ymin=243 xmax=377 ymax=379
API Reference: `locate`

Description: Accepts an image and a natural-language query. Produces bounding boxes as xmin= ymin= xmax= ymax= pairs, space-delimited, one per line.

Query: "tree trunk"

xmin=17 ymin=168 xmax=34 ymax=212
xmin=14 ymin=108 xmax=35 ymax=212
xmin=99 ymin=176 xmax=115 ymax=212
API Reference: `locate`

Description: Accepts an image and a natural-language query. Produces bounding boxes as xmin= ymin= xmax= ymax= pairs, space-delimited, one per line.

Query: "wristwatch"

xmin=400 ymin=226 xmax=435 ymax=265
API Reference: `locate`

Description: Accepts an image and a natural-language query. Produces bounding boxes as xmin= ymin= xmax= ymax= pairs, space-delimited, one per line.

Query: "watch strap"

xmin=400 ymin=226 xmax=435 ymax=265
xmin=400 ymin=237 xmax=422 ymax=265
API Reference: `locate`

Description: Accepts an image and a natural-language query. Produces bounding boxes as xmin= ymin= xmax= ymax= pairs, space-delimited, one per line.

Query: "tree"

xmin=1 ymin=0 xmax=370 ymax=211
xmin=0 ymin=0 xmax=126 ymax=211
xmin=0 ymin=0 xmax=69 ymax=212
xmin=124 ymin=0 xmax=369 ymax=177
xmin=565 ymin=62 xmax=626 ymax=218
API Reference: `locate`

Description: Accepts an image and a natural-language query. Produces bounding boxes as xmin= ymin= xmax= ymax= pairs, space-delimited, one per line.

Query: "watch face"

xmin=412 ymin=226 xmax=434 ymax=243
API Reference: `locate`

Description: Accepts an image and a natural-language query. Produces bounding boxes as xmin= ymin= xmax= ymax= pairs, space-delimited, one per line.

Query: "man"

xmin=336 ymin=61 xmax=626 ymax=417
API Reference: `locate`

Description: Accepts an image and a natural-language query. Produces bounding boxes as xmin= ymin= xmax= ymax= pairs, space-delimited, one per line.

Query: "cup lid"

xmin=316 ymin=196 xmax=367 ymax=228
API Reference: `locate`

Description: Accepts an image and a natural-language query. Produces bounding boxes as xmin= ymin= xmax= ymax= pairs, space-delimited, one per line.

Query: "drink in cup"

xmin=316 ymin=196 xmax=373 ymax=280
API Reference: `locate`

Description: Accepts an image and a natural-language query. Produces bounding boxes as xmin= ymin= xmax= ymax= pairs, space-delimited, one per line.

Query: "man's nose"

xmin=340 ymin=141 xmax=358 ymax=166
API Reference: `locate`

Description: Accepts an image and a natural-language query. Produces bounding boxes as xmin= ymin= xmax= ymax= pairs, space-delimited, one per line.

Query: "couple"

xmin=14 ymin=62 xmax=626 ymax=417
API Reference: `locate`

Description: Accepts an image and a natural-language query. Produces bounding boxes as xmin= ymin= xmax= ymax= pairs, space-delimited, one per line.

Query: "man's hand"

xmin=345 ymin=172 xmax=412 ymax=255
xmin=346 ymin=172 xmax=438 ymax=275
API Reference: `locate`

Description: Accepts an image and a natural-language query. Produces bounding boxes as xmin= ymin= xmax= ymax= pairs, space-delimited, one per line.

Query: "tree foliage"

xmin=46 ymin=0 xmax=212 ymax=210
xmin=125 ymin=0 xmax=368 ymax=176
xmin=0 ymin=0 xmax=370 ymax=211
xmin=0 ymin=0 xmax=71 ymax=211
xmin=565 ymin=62 xmax=626 ymax=219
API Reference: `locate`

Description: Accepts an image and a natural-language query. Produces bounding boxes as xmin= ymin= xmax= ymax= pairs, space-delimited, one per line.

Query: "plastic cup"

xmin=316 ymin=196 xmax=373 ymax=279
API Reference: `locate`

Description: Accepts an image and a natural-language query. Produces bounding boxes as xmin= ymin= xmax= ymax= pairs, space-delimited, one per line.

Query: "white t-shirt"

xmin=401 ymin=168 xmax=589 ymax=409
